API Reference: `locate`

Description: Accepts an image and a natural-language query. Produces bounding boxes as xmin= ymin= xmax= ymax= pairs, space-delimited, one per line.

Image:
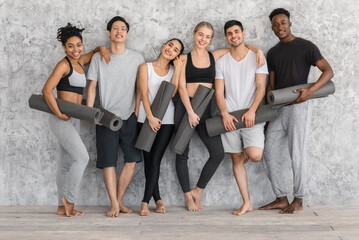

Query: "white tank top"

xmin=138 ymin=62 xmax=175 ymax=124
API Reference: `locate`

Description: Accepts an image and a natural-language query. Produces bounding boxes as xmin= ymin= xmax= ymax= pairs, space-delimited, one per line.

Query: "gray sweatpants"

xmin=49 ymin=115 xmax=89 ymax=205
xmin=263 ymin=101 xmax=312 ymax=199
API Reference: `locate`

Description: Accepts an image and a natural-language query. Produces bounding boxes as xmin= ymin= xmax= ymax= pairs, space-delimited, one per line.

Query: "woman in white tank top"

xmin=136 ymin=38 xmax=185 ymax=216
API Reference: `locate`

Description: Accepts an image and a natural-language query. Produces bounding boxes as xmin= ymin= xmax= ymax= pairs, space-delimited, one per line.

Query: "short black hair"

xmin=57 ymin=23 xmax=84 ymax=46
xmin=269 ymin=8 xmax=290 ymax=21
xmin=224 ymin=20 xmax=244 ymax=35
xmin=107 ymin=16 xmax=129 ymax=32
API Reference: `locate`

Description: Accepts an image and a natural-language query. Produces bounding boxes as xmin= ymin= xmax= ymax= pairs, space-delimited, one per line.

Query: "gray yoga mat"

xmin=205 ymin=105 xmax=279 ymax=137
xmin=172 ymin=85 xmax=215 ymax=155
xmin=267 ymin=80 xmax=335 ymax=105
xmin=28 ymin=94 xmax=103 ymax=123
xmin=135 ymin=81 xmax=176 ymax=152
xmin=98 ymin=107 xmax=123 ymax=131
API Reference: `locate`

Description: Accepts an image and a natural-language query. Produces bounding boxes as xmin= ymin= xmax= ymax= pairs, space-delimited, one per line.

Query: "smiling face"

xmin=63 ymin=36 xmax=83 ymax=59
xmin=271 ymin=13 xmax=292 ymax=42
xmin=193 ymin=26 xmax=213 ymax=49
xmin=225 ymin=25 xmax=245 ymax=48
xmin=108 ymin=20 xmax=128 ymax=43
xmin=161 ymin=40 xmax=183 ymax=60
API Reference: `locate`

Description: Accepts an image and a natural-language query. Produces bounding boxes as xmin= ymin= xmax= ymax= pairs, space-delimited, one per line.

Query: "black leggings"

xmin=174 ymin=99 xmax=225 ymax=193
xmin=138 ymin=123 xmax=175 ymax=204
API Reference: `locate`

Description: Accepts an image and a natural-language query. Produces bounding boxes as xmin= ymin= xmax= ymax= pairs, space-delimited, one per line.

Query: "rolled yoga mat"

xmin=28 ymin=94 xmax=103 ymax=123
xmin=205 ymin=105 xmax=279 ymax=137
xmin=135 ymin=81 xmax=176 ymax=152
xmin=267 ymin=80 xmax=335 ymax=106
xmin=171 ymin=85 xmax=215 ymax=155
xmin=98 ymin=107 xmax=123 ymax=131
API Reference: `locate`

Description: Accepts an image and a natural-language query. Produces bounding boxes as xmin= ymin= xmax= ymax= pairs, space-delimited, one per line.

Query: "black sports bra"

xmin=56 ymin=57 xmax=86 ymax=95
xmin=185 ymin=51 xmax=215 ymax=84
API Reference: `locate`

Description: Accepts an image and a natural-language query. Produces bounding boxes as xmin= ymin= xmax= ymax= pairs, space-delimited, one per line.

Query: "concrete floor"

xmin=0 ymin=205 xmax=358 ymax=240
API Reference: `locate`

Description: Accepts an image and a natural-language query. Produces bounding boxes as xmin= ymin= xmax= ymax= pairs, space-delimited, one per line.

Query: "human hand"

xmin=173 ymin=55 xmax=185 ymax=69
xmin=100 ymin=46 xmax=111 ymax=65
xmin=294 ymin=88 xmax=313 ymax=103
xmin=57 ymin=113 xmax=70 ymax=121
xmin=222 ymin=112 xmax=238 ymax=131
xmin=149 ymin=116 xmax=161 ymax=132
xmin=188 ymin=111 xmax=200 ymax=129
xmin=241 ymin=109 xmax=256 ymax=128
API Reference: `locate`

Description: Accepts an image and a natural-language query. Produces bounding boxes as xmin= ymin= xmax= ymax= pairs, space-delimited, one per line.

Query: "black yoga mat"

xmin=267 ymin=80 xmax=335 ymax=105
xmin=135 ymin=81 xmax=176 ymax=152
xmin=28 ymin=94 xmax=103 ymax=123
xmin=171 ymin=85 xmax=215 ymax=155
xmin=205 ymin=105 xmax=279 ymax=137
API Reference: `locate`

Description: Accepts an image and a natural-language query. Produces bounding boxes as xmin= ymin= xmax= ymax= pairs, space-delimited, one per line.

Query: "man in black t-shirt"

xmin=259 ymin=8 xmax=334 ymax=214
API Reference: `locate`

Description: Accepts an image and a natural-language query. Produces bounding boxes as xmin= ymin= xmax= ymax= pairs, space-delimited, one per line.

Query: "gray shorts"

xmin=221 ymin=122 xmax=265 ymax=153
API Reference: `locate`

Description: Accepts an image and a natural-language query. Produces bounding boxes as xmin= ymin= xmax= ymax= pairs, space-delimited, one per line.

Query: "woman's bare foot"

xmin=61 ymin=197 xmax=83 ymax=217
xmin=184 ymin=192 xmax=200 ymax=212
xmin=139 ymin=202 xmax=150 ymax=216
xmin=233 ymin=202 xmax=253 ymax=216
xmin=119 ymin=202 xmax=133 ymax=214
xmin=190 ymin=187 xmax=203 ymax=210
xmin=258 ymin=196 xmax=289 ymax=210
xmin=280 ymin=198 xmax=303 ymax=214
xmin=106 ymin=202 xmax=120 ymax=218
xmin=155 ymin=200 xmax=166 ymax=214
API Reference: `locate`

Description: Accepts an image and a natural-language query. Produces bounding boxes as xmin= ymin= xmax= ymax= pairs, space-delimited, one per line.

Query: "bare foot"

xmin=119 ymin=202 xmax=133 ymax=214
xmin=184 ymin=192 xmax=200 ymax=212
xmin=57 ymin=206 xmax=65 ymax=215
xmin=190 ymin=187 xmax=203 ymax=210
xmin=106 ymin=204 xmax=119 ymax=218
xmin=258 ymin=197 xmax=289 ymax=210
xmin=155 ymin=200 xmax=166 ymax=214
xmin=280 ymin=198 xmax=303 ymax=214
xmin=139 ymin=202 xmax=150 ymax=216
xmin=233 ymin=203 xmax=253 ymax=216
xmin=61 ymin=197 xmax=83 ymax=217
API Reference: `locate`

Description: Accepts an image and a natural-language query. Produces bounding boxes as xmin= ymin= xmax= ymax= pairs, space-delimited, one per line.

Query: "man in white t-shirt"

xmin=215 ymin=20 xmax=268 ymax=216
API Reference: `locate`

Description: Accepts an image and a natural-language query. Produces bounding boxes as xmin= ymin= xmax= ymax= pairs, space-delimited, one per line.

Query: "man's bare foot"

xmin=258 ymin=196 xmax=289 ymax=210
xmin=280 ymin=198 xmax=303 ymax=214
xmin=106 ymin=203 xmax=120 ymax=218
xmin=119 ymin=202 xmax=133 ymax=214
xmin=184 ymin=192 xmax=200 ymax=212
xmin=139 ymin=202 xmax=150 ymax=216
xmin=190 ymin=187 xmax=203 ymax=210
xmin=61 ymin=197 xmax=83 ymax=217
xmin=233 ymin=203 xmax=253 ymax=216
xmin=57 ymin=206 xmax=65 ymax=215
xmin=155 ymin=200 xmax=166 ymax=214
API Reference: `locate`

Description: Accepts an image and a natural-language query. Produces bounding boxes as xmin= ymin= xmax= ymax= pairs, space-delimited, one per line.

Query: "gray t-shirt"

xmin=87 ymin=49 xmax=144 ymax=120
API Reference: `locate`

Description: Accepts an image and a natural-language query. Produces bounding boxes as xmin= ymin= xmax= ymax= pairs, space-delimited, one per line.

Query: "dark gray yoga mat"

xmin=98 ymin=107 xmax=123 ymax=131
xmin=135 ymin=81 xmax=176 ymax=152
xmin=205 ymin=105 xmax=279 ymax=137
xmin=267 ymin=80 xmax=335 ymax=105
xmin=172 ymin=85 xmax=215 ymax=155
xmin=28 ymin=94 xmax=103 ymax=123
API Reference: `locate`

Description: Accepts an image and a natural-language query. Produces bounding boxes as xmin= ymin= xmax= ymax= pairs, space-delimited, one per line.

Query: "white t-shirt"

xmin=137 ymin=62 xmax=175 ymax=124
xmin=87 ymin=49 xmax=144 ymax=120
xmin=215 ymin=50 xmax=268 ymax=112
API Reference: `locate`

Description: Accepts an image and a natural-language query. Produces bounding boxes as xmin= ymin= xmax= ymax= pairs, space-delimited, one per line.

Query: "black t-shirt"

xmin=267 ymin=37 xmax=323 ymax=90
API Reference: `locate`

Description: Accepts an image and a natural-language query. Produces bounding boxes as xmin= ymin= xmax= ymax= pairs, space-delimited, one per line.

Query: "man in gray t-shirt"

xmin=86 ymin=16 xmax=144 ymax=218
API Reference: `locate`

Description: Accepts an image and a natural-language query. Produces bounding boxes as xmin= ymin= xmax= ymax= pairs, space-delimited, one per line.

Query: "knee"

xmin=124 ymin=162 xmax=136 ymax=171
xmin=176 ymin=154 xmax=188 ymax=163
xmin=249 ymin=153 xmax=263 ymax=162
xmin=231 ymin=153 xmax=245 ymax=165
xmin=210 ymin=149 xmax=225 ymax=163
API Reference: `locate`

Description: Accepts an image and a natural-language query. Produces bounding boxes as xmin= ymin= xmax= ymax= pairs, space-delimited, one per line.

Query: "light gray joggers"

xmin=263 ymin=101 xmax=312 ymax=199
xmin=49 ymin=115 xmax=89 ymax=205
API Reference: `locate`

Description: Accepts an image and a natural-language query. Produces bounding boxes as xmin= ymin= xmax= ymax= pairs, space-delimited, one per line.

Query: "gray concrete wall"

xmin=1 ymin=0 xmax=358 ymax=206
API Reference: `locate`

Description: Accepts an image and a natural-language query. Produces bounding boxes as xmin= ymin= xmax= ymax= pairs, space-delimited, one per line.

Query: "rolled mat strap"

xmin=28 ymin=94 xmax=103 ymax=123
xmin=205 ymin=105 xmax=279 ymax=137
xmin=171 ymin=85 xmax=215 ymax=155
xmin=135 ymin=81 xmax=176 ymax=152
xmin=267 ymin=80 xmax=335 ymax=106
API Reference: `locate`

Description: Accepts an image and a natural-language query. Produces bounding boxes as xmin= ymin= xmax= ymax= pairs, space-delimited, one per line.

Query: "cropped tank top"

xmin=185 ymin=51 xmax=215 ymax=84
xmin=56 ymin=56 xmax=86 ymax=95
xmin=137 ymin=62 xmax=175 ymax=124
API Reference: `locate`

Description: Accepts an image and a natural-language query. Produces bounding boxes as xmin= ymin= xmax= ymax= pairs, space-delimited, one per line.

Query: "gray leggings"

xmin=49 ymin=115 xmax=89 ymax=205
xmin=263 ymin=101 xmax=312 ymax=199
